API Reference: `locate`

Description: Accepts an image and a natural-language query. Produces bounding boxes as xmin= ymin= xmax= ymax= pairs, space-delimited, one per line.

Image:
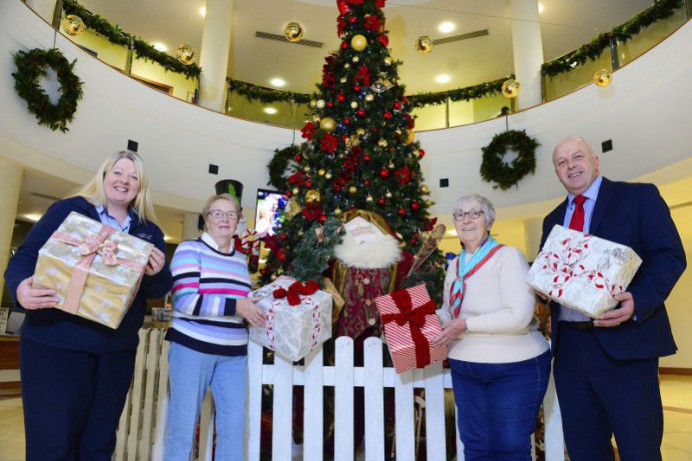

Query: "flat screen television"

xmin=254 ymin=188 xmax=288 ymax=239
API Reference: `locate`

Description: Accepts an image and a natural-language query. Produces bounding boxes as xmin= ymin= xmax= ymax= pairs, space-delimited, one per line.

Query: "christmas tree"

xmin=261 ymin=0 xmax=444 ymax=297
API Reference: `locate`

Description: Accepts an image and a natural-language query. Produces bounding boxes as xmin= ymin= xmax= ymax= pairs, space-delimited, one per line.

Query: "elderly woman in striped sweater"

xmin=164 ymin=193 xmax=266 ymax=461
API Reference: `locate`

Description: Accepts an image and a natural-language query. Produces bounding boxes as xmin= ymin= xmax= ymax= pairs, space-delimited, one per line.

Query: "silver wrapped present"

xmin=527 ymin=225 xmax=642 ymax=318
xmin=248 ymin=276 xmax=333 ymax=361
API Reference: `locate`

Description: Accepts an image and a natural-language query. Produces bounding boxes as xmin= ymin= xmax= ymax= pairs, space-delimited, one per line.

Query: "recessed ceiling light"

xmin=24 ymin=213 xmax=42 ymax=222
xmin=438 ymin=22 xmax=455 ymax=34
xmin=538 ymin=4 xmax=545 ymax=13
xmin=263 ymin=107 xmax=278 ymax=115
xmin=435 ymin=74 xmax=451 ymax=84
xmin=152 ymin=42 xmax=168 ymax=52
xmin=270 ymin=77 xmax=286 ymax=87
xmin=199 ymin=7 xmax=206 ymax=17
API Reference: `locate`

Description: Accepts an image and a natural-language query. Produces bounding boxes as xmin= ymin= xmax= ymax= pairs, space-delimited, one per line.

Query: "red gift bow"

xmin=381 ymin=288 xmax=437 ymax=368
xmin=273 ymin=280 xmax=320 ymax=306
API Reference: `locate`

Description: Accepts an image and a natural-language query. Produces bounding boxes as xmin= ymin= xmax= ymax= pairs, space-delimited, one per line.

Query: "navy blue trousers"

xmin=554 ymin=323 xmax=663 ymax=461
xmin=20 ymin=337 xmax=136 ymax=461
xmin=449 ymin=350 xmax=551 ymax=461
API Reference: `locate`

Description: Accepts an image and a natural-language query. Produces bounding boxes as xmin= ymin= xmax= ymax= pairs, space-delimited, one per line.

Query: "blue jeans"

xmin=164 ymin=342 xmax=247 ymax=461
xmin=449 ymin=350 xmax=551 ymax=461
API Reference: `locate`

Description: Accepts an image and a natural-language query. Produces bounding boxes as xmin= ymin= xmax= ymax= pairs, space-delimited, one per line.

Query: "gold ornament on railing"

xmin=284 ymin=22 xmax=304 ymax=43
xmin=415 ymin=36 xmax=434 ymax=54
xmin=501 ymin=79 xmax=521 ymax=98
xmin=594 ymin=69 xmax=612 ymax=87
xmin=176 ymin=44 xmax=196 ymax=65
xmin=62 ymin=15 xmax=85 ymax=36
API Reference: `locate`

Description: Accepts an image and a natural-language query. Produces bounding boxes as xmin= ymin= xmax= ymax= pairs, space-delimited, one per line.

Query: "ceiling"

xmin=75 ymin=0 xmax=654 ymax=94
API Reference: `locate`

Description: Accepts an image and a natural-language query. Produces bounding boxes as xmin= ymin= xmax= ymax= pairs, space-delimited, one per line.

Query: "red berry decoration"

xmin=398 ymin=208 xmax=406 ymax=216
xmin=357 ymin=109 xmax=366 ymax=116
xmin=379 ymin=169 xmax=389 ymax=178
xmin=337 ymin=94 xmax=346 ymax=102
xmin=411 ymin=201 xmax=420 ymax=210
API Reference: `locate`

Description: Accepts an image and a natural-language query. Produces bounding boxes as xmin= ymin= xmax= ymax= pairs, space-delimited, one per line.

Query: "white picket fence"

xmin=113 ymin=328 xmax=565 ymax=461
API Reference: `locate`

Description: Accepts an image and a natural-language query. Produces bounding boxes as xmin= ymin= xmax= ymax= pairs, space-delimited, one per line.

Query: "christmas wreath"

xmin=480 ymin=130 xmax=539 ymax=190
xmin=268 ymin=144 xmax=302 ymax=192
xmin=12 ymin=48 xmax=84 ymax=133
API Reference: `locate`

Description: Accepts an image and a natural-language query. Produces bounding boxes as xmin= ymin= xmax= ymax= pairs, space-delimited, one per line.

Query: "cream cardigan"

xmin=440 ymin=245 xmax=549 ymax=363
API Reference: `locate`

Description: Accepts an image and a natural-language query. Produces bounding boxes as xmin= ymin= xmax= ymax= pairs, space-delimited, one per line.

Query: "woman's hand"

xmin=145 ymin=247 xmax=166 ymax=276
xmin=431 ymin=317 xmax=467 ymax=347
xmin=16 ymin=276 xmax=59 ymax=310
xmin=236 ymin=297 xmax=267 ymax=328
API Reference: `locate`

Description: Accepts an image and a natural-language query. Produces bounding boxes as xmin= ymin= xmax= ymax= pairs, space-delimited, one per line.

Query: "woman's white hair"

xmin=453 ymin=194 xmax=496 ymax=226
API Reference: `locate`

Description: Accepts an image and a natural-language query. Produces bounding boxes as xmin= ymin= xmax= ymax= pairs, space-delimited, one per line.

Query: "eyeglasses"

xmin=453 ymin=209 xmax=484 ymax=221
xmin=208 ymin=210 xmax=239 ymax=220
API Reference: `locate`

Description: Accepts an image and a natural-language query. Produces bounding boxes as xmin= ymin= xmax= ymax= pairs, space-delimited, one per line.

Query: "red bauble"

xmin=342 ymin=135 xmax=349 ymax=142
xmin=277 ymin=249 xmax=287 ymax=262
xmin=377 ymin=34 xmax=389 ymax=47
xmin=327 ymin=102 xmax=334 ymax=108
xmin=337 ymin=94 xmax=346 ymax=102
xmin=337 ymin=1 xmax=349 ymax=15
xmin=383 ymin=111 xmax=392 ymax=119
xmin=344 ymin=118 xmax=351 ymax=125
xmin=279 ymin=233 xmax=288 ymax=240
xmin=357 ymin=109 xmax=366 ymax=116
xmin=394 ymin=101 xmax=402 ymax=110
xmin=418 ymin=149 xmax=426 ymax=159
xmin=354 ymin=85 xmax=361 ymax=92
xmin=341 ymin=41 xmax=349 ymax=50
xmin=305 ymin=181 xmax=313 ymax=188
xmin=319 ymin=215 xmax=327 ymax=224
xmin=260 ymin=268 xmax=267 ymax=276
xmin=363 ymin=155 xmax=371 ymax=162
xmin=364 ymin=179 xmax=370 ymax=186
xmin=398 ymin=208 xmax=406 ymax=216
xmin=349 ymin=16 xmax=358 ymax=24
xmin=294 ymin=153 xmax=302 ymax=161
xmin=379 ymin=169 xmax=389 ymax=178
xmin=411 ymin=202 xmax=420 ymax=210
xmin=378 ymin=198 xmax=385 ymax=205
xmin=286 ymin=191 xmax=293 ymax=197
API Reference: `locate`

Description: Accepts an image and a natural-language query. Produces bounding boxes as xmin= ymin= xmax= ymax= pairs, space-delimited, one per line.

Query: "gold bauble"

xmin=334 ymin=208 xmax=342 ymax=216
xmin=366 ymin=195 xmax=374 ymax=202
xmin=421 ymin=185 xmax=430 ymax=194
xmin=344 ymin=63 xmax=350 ymax=69
xmin=305 ymin=189 xmax=321 ymax=203
xmin=325 ymin=172 xmax=333 ymax=179
xmin=284 ymin=22 xmax=304 ymax=43
xmin=316 ymin=99 xmax=326 ymax=109
xmin=351 ymin=34 xmax=368 ymax=51
xmin=594 ymin=69 xmax=612 ymax=87
xmin=318 ymin=169 xmax=326 ymax=176
xmin=501 ymin=79 xmax=521 ymax=98
xmin=62 ymin=14 xmax=85 ymax=36
xmin=348 ymin=186 xmax=358 ymax=194
xmin=309 ymin=100 xmax=317 ymax=108
xmin=406 ymin=130 xmax=415 ymax=144
xmin=340 ymin=77 xmax=347 ymax=83
xmin=312 ymin=115 xmax=321 ymax=123
xmin=292 ymin=187 xmax=300 ymax=195
xmin=388 ymin=162 xmax=395 ymax=168
xmin=384 ymin=57 xmax=392 ymax=65
xmin=350 ymin=101 xmax=359 ymax=109
xmin=303 ymin=166 xmax=311 ymax=172
xmin=415 ymin=35 xmax=434 ymax=54
xmin=365 ymin=94 xmax=375 ymax=102
xmin=378 ymin=139 xmax=388 ymax=148
xmin=319 ymin=117 xmax=336 ymax=132
xmin=176 ymin=44 xmax=196 ymax=65
xmin=352 ymin=56 xmax=360 ymax=63
xmin=357 ymin=128 xmax=366 ymax=136
xmin=386 ymin=191 xmax=392 ymax=198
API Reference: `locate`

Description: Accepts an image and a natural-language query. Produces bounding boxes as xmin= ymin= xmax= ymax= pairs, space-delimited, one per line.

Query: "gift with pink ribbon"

xmin=33 ymin=212 xmax=153 ymax=328
xmin=248 ymin=276 xmax=333 ymax=361
xmin=526 ymin=225 xmax=642 ymax=318
xmin=375 ymin=284 xmax=447 ymax=374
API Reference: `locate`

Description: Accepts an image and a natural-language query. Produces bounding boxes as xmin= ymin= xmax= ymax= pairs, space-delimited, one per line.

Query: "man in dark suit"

xmin=540 ymin=136 xmax=686 ymax=461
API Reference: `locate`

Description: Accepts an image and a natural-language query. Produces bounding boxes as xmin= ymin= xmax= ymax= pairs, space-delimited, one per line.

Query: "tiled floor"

xmin=1 ymin=375 xmax=691 ymax=460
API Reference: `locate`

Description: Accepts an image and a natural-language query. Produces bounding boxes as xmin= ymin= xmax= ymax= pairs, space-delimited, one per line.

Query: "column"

xmin=182 ymin=212 xmax=202 ymax=240
xmin=198 ymin=0 xmax=234 ymax=112
xmin=509 ymin=0 xmax=544 ymax=110
xmin=524 ymin=217 xmax=544 ymax=261
xmin=25 ymin=0 xmax=58 ymax=23
xmin=0 ymin=161 xmax=24 ymax=297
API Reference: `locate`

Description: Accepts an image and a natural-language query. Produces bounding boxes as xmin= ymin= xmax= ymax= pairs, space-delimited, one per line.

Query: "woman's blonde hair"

xmin=69 ymin=150 xmax=158 ymax=224
xmin=202 ymin=194 xmax=241 ymax=231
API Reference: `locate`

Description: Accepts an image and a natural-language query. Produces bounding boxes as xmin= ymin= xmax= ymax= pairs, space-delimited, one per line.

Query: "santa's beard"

xmin=334 ymin=231 xmax=402 ymax=269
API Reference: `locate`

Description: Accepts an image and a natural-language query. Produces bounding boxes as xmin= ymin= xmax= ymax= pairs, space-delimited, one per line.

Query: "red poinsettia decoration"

xmin=395 ymin=165 xmax=412 ymax=185
xmin=424 ymin=217 xmax=438 ymax=232
xmin=301 ymin=202 xmax=324 ymax=221
xmin=377 ymin=34 xmax=389 ymax=47
xmin=364 ymin=15 xmax=381 ymax=32
xmin=320 ymin=133 xmax=339 ymax=153
xmin=301 ymin=122 xmax=316 ymax=140
xmin=337 ymin=16 xmax=347 ymax=36
xmin=356 ymin=65 xmax=371 ymax=86
xmin=288 ymin=171 xmax=304 ymax=185
xmin=376 ymin=0 xmax=386 ymax=6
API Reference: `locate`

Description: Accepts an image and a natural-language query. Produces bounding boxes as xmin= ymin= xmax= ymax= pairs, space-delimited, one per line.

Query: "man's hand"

xmin=16 ymin=276 xmax=58 ymax=310
xmin=594 ymin=291 xmax=634 ymax=327
xmin=236 ymin=297 xmax=267 ymax=328
xmin=431 ymin=317 xmax=467 ymax=347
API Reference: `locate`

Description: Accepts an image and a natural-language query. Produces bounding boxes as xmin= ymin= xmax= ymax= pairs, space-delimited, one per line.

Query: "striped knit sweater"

xmin=165 ymin=234 xmax=252 ymax=356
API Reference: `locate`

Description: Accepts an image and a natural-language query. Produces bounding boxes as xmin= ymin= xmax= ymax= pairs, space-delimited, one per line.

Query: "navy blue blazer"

xmin=541 ymin=177 xmax=686 ymax=361
xmin=4 ymin=196 xmax=172 ymax=353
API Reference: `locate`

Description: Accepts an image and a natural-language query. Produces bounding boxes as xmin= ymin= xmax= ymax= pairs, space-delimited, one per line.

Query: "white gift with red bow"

xmin=527 ymin=225 xmax=642 ymax=318
xmin=248 ymin=276 xmax=333 ymax=361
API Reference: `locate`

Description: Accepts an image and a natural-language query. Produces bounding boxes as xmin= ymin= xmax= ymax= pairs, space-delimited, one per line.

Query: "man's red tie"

xmin=569 ymin=195 xmax=586 ymax=232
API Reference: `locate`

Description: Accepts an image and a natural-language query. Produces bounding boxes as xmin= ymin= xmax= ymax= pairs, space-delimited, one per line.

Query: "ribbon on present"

xmin=235 ymin=229 xmax=260 ymax=255
xmin=273 ymin=280 xmax=320 ymax=306
xmin=50 ymin=227 xmax=147 ymax=314
xmin=381 ymin=288 xmax=437 ymax=368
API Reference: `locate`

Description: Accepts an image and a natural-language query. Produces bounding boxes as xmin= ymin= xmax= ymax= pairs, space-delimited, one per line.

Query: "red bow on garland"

xmin=273 ymin=280 xmax=320 ymax=306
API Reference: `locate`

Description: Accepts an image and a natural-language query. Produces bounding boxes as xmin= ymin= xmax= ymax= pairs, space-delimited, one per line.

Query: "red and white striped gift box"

xmin=375 ymin=284 xmax=447 ymax=374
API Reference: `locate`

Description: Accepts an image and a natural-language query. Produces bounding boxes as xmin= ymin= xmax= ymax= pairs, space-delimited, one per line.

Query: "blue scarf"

xmin=449 ymin=237 xmax=503 ymax=318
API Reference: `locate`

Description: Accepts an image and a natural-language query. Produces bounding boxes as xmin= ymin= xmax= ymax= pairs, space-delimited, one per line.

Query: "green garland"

xmin=268 ymin=144 xmax=302 ymax=191
xmin=62 ymin=0 xmax=201 ymax=79
xmin=408 ymin=77 xmax=506 ymax=108
xmin=480 ymin=130 xmax=539 ymax=190
xmin=12 ymin=48 xmax=84 ymax=133
xmin=542 ymin=0 xmax=683 ymax=77
xmin=229 ymin=79 xmax=312 ymax=105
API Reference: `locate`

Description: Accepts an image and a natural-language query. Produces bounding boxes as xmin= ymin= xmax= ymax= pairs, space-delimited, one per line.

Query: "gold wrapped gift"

xmin=33 ymin=212 xmax=153 ymax=328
